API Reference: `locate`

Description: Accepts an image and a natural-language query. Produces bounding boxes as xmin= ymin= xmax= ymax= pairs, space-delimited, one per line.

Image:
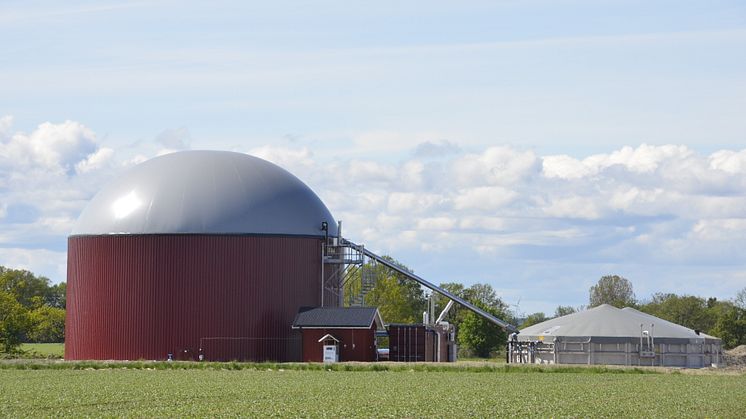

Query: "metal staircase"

xmin=347 ymin=267 xmax=377 ymax=306
xmin=322 ymin=234 xmax=380 ymax=307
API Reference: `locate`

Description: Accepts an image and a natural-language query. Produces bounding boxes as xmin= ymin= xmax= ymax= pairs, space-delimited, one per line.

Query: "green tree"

xmin=639 ymin=293 xmax=718 ymax=333
xmin=521 ymin=312 xmax=548 ymax=328
xmin=430 ymin=282 xmax=466 ymax=323
xmin=454 ymin=283 xmax=510 ymax=357
xmin=710 ymin=306 xmax=746 ymax=349
xmin=46 ymin=282 xmax=66 ymax=309
xmin=589 ymin=275 xmax=636 ymax=308
xmin=0 ymin=267 xmax=53 ymax=309
xmin=463 ymin=283 xmax=502 ymax=309
xmin=346 ymin=257 xmax=426 ymax=324
xmin=735 ymin=287 xmax=746 ymax=310
xmin=0 ymin=266 xmax=67 ymax=345
xmin=458 ymin=299 xmax=506 ymax=358
xmin=0 ymin=291 xmax=32 ymax=353
xmin=28 ymin=306 xmax=66 ymax=343
xmin=554 ymin=305 xmax=577 ymax=318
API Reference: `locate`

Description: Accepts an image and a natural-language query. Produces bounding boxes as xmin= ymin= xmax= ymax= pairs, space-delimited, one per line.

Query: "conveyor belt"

xmin=343 ymin=239 xmax=517 ymax=332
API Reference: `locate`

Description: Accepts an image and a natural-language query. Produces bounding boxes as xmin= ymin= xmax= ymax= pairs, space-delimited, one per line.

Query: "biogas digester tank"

xmin=65 ymin=151 xmax=337 ymax=361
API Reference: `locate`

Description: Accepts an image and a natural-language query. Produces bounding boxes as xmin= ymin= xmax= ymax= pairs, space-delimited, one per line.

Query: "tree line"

xmin=0 ymin=266 xmax=66 ymax=353
xmin=346 ymin=262 xmax=746 ymax=357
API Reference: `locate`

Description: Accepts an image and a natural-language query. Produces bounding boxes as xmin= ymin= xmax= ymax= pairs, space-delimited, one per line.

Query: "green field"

xmin=19 ymin=343 xmax=64 ymax=358
xmin=0 ymin=364 xmax=744 ymax=417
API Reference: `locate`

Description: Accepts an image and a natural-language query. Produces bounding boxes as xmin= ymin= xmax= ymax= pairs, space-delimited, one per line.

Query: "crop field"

xmin=1 ymin=363 xmax=744 ymax=417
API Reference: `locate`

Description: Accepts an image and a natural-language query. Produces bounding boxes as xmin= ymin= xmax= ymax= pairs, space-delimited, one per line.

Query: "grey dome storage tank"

xmin=510 ymin=304 xmax=722 ymax=368
xmin=66 ymin=150 xmax=338 ymax=361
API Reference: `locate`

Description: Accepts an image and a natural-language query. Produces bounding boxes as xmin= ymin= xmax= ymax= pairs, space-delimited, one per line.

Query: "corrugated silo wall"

xmin=389 ymin=325 xmax=436 ymax=362
xmin=65 ymin=234 xmax=328 ymax=362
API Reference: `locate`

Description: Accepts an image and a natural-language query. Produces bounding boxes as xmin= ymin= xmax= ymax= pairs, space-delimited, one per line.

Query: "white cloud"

xmin=0 ymin=117 xmax=118 ymax=283
xmin=387 ymin=192 xmax=444 ymax=215
xmin=123 ymin=154 xmax=149 ymax=167
xmin=346 ymin=160 xmax=398 ymax=184
xmin=256 ymin=143 xmax=746 ymax=270
xmin=584 ymin=144 xmax=693 ymax=174
xmin=453 ymin=186 xmax=517 ymax=211
xmin=451 ymin=146 xmax=540 ymax=187
xmin=75 ymin=147 xmax=114 ymax=173
xmin=542 ymin=154 xmax=592 ymax=179
xmin=542 ymin=196 xmax=602 ymax=220
xmin=416 ymin=216 xmax=457 ymax=231
xmin=543 ymin=145 xmax=716 ymax=186
xmin=691 ymin=218 xmax=746 ymax=241
xmin=709 ymin=149 xmax=746 ymax=174
xmin=399 ymin=160 xmax=425 ymax=190
xmin=608 ymin=187 xmax=667 ymax=213
xmin=459 ymin=216 xmax=506 ymax=232
xmin=2 ymin=126 xmax=746 ymax=308
xmin=0 ymin=118 xmax=97 ymax=175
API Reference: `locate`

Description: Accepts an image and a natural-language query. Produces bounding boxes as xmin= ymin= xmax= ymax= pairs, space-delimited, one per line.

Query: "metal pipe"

xmin=640 ymin=323 xmax=643 ymax=354
xmin=436 ymin=300 xmax=455 ymax=324
xmin=553 ymin=338 xmax=558 ymax=365
xmin=650 ymin=323 xmax=655 ymax=366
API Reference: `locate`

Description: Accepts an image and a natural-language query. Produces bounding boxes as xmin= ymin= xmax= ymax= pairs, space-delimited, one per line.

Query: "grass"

xmin=458 ymin=355 xmax=506 ymax=363
xmin=19 ymin=343 xmax=64 ymax=358
xmin=0 ymin=359 xmax=662 ymax=374
xmin=0 ymin=362 xmax=743 ymax=417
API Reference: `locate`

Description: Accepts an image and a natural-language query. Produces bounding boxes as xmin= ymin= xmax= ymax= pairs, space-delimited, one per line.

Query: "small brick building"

xmin=292 ymin=307 xmax=384 ymax=362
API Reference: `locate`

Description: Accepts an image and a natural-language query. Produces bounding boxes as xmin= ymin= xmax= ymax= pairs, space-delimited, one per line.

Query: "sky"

xmin=1 ymin=0 xmax=745 ymax=315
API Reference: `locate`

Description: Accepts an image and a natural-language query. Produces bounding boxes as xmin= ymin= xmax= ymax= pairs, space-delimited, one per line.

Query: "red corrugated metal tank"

xmin=65 ymin=151 xmax=338 ymax=361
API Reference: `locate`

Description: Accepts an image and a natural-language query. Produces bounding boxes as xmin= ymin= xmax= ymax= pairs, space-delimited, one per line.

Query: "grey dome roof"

xmin=518 ymin=304 xmax=719 ymax=343
xmin=72 ymin=150 xmax=337 ymax=236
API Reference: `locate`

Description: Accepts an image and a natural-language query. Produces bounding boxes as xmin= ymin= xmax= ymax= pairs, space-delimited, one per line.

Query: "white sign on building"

xmin=323 ymin=345 xmax=338 ymax=363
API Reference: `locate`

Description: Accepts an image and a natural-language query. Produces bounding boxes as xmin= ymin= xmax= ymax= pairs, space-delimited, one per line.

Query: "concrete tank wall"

xmin=512 ymin=340 xmax=723 ymax=368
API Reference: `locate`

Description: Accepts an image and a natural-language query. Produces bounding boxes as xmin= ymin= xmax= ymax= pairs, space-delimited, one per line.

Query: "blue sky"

xmin=1 ymin=1 xmax=745 ymax=315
